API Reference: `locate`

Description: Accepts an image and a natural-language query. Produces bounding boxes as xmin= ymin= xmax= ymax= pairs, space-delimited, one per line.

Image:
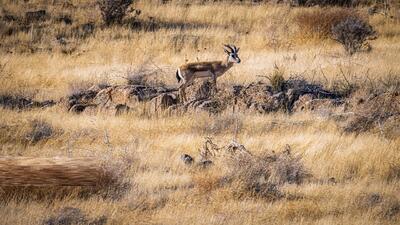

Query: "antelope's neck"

xmin=222 ymin=58 xmax=234 ymax=70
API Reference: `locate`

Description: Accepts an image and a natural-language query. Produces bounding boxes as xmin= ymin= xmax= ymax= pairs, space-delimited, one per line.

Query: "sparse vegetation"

xmin=268 ymin=65 xmax=287 ymax=92
xmin=293 ymin=7 xmax=356 ymax=39
xmin=0 ymin=1 xmax=399 ymax=225
xmin=97 ymin=0 xmax=135 ymax=26
xmin=332 ymin=16 xmax=377 ymax=55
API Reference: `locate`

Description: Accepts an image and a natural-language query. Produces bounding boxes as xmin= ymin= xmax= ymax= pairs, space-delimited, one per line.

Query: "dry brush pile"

xmin=185 ymin=138 xmax=310 ymax=200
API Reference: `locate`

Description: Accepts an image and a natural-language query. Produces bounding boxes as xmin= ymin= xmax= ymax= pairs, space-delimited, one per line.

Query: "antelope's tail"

xmin=176 ymin=70 xmax=182 ymax=83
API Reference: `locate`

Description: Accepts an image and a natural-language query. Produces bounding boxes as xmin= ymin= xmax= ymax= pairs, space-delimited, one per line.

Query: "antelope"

xmin=176 ymin=44 xmax=241 ymax=102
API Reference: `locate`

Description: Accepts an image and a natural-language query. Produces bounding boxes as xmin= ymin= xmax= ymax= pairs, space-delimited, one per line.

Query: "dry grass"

xmin=0 ymin=1 xmax=399 ymax=225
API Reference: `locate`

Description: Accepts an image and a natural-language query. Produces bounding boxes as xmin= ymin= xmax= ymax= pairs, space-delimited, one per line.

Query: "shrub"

xmin=293 ymin=8 xmax=356 ymax=39
xmin=268 ymin=65 xmax=286 ymax=92
xmin=125 ymin=65 xmax=166 ymax=87
xmin=331 ymin=17 xmax=377 ymax=55
xmin=97 ymin=0 xmax=134 ymax=26
xmin=343 ymin=90 xmax=400 ymax=137
xmin=26 ymin=120 xmax=53 ymax=144
xmin=198 ymin=139 xmax=309 ymax=200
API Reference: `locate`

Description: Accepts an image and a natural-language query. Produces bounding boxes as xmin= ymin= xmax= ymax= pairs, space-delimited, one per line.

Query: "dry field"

xmin=0 ymin=0 xmax=399 ymax=225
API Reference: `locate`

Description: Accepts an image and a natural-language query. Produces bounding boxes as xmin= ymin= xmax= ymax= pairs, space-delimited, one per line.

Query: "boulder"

xmin=149 ymin=93 xmax=178 ymax=113
xmin=181 ymin=154 xmax=194 ymax=165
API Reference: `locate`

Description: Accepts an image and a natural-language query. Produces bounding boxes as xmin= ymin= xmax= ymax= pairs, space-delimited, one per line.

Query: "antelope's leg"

xmin=182 ymin=87 xmax=187 ymax=102
xmin=179 ymin=83 xmax=187 ymax=103
xmin=179 ymin=87 xmax=184 ymax=103
xmin=212 ymin=73 xmax=218 ymax=94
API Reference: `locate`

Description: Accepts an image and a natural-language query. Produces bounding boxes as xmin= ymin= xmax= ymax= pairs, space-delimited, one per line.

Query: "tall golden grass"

xmin=0 ymin=1 xmax=399 ymax=225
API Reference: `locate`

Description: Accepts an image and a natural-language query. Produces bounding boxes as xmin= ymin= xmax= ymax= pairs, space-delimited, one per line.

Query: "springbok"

xmin=176 ymin=44 xmax=241 ymax=102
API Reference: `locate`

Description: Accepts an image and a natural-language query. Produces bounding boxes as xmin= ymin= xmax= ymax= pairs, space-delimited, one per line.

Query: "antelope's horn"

xmin=224 ymin=44 xmax=233 ymax=53
xmin=233 ymin=45 xmax=240 ymax=53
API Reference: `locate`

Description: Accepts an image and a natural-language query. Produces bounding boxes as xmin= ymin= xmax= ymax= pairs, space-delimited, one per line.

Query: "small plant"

xmin=269 ymin=65 xmax=286 ymax=92
xmin=97 ymin=0 xmax=134 ymax=26
xmin=331 ymin=17 xmax=377 ymax=55
xmin=26 ymin=120 xmax=53 ymax=144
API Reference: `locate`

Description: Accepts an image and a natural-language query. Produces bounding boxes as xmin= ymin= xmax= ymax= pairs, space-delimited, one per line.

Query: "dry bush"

xmin=354 ymin=192 xmax=400 ymax=220
xmin=268 ymin=65 xmax=286 ymax=92
xmin=332 ymin=16 xmax=377 ymax=55
xmin=25 ymin=120 xmax=54 ymax=144
xmin=343 ymin=90 xmax=400 ymax=138
xmin=293 ymin=8 xmax=358 ymax=39
xmin=228 ymin=147 xmax=309 ymax=199
xmin=97 ymin=0 xmax=135 ymax=26
xmin=198 ymin=139 xmax=309 ymax=200
xmin=125 ymin=65 xmax=166 ymax=87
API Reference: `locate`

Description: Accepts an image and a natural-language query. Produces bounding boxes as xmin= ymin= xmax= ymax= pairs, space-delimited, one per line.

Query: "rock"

xmin=0 ymin=95 xmax=32 ymax=109
xmin=149 ymin=93 xmax=178 ymax=112
xmin=293 ymin=95 xmax=343 ymax=113
xmin=183 ymin=99 xmax=224 ymax=114
xmin=195 ymin=99 xmax=223 ymax=113
xmin=328 ymin=177 xmax=337 ymax=184
xmin=81 ymin=104 xmax=98 ymax=115
xmin=94 ymin=86 xmax=136 ymax=108
xmin=247 ymin=92 xmax=287 ymax=113
xmin=66 ymin=89 xmax=99 ymax=110
xmin=0 ymin=95 xmax=55 ymax=110
xmin=115 ymin=104 xmax=130 ymax=116
xmin=182 ymin=80 xmax=214 ymax=102
xmin=198 ymin=160 xmax=213 ymax=168
xmin=69 ymin=104 xmax=87 ymax=113
xmin=181 ymin=154 xmax=194 ymax=165
xmin=292 ymin=94 xmax=314 ymax=111
xmin=64 ymin=84 xmax=177 ymax=115
xmin=95 ymin=85 xmax=170 ymax=107
xmin=79 ymin=22 xmax=95 ymax=38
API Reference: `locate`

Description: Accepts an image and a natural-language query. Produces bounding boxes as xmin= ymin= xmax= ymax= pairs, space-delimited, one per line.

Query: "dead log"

xmin=0 ymin=157 xmax=114 ymax=186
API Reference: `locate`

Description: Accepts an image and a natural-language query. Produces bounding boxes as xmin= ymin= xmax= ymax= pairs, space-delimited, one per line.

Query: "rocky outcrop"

xmin=61 ymin=77 xmax=342 ymax=115
xmin=64 ymin=84 xmax=177 ymax=115
xmin=0 ymin=95 xmax=55 ymax=110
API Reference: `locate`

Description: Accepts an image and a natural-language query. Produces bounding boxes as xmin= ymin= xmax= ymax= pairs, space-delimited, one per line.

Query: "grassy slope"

xmin=0 ymin=1 xmax=399 ymax=225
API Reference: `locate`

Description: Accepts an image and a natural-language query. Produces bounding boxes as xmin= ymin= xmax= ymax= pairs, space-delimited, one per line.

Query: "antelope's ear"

xmin=236 ymin=47 xmax=240 ymax=53
xmin=224 ymin=48 xmax=230 ymax=54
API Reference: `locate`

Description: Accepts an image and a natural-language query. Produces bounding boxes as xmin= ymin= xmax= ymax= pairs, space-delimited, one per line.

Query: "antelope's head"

xmin=224 ymin=44 xmax=241 ymax=64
